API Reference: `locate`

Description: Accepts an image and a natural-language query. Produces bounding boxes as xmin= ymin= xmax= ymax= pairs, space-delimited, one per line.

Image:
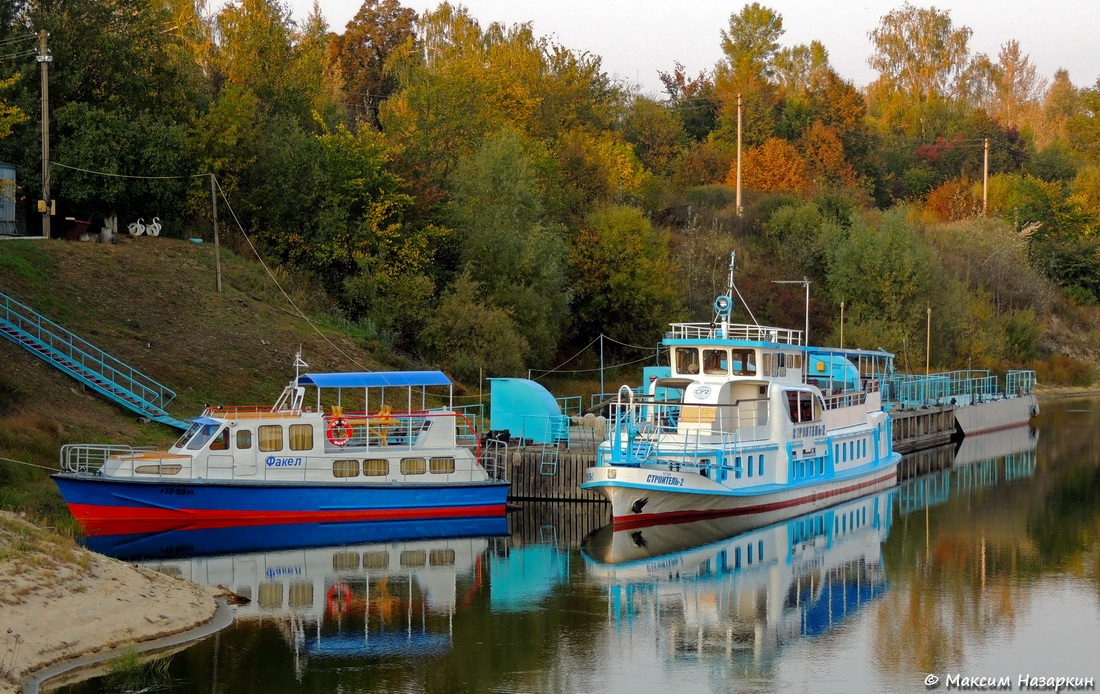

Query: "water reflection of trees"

xmin=874 ymin=398 xmax=1100 ymax=678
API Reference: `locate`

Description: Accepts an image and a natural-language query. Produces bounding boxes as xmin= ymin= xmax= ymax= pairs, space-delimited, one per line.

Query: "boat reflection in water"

xmin=84 ymin=517 xmax=508 ymax=672
xmin=582 ymin=489 xmax=894 ymax=665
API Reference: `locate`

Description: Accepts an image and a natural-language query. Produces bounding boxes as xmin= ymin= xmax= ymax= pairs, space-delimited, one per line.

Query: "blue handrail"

xmin=0 ymin=290 xmax=188 ymax=429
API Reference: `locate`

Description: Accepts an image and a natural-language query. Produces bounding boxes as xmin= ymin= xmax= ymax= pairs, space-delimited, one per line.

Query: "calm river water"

xmin=61 ymin=397 xmax=1100 ymax=694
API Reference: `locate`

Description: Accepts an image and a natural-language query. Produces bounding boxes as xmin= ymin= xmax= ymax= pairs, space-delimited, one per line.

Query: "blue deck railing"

xmin=883 ymin=369 xmax=1035 ymax=409
xmin=0 ymin=290 xmax=188 ymax=429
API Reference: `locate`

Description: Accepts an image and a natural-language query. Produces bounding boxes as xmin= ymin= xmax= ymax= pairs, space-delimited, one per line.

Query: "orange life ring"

xmin=326 ymin=582 xmax=353 ymax=616
xmin=326 ymin=417 xmax=352 ymax=447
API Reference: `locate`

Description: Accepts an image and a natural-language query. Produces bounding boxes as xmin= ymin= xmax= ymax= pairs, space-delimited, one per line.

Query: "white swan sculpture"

xmin=146 ymin=217 xmax=161 ymax=237
xmin=127 ymin=218 xmax=145 ymax=236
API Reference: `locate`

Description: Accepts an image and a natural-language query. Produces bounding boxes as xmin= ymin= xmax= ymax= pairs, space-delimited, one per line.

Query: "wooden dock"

xmin=890 ymin=404 xmax=956 ymax=453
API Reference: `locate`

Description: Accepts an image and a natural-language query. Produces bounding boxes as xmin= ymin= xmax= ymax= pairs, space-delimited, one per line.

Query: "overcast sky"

xmin=277 ymin=0 xmax=1099 ymax=95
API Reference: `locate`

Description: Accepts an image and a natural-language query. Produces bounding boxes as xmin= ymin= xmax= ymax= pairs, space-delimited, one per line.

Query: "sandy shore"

xmin=0 ymin=512 xmax=223 ymax=693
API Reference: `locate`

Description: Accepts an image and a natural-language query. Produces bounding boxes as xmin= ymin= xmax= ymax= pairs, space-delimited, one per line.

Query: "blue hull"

xmin=53 ymin=473 xmax=511 ymax=524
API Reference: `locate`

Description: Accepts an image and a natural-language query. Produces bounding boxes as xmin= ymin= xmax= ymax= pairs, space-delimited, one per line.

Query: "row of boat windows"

xmin=731 ymin=454 xmax=766 ymax=479
xmin=332 ymin=457 xmax=456 ymax=478
xmin=836 ymin=438 xmax=868 ymax=464
xmin=176 ymin=424 xmax=314 ymax=453
xmin=673 ymin=347 xmax=803 ymax=377
xmin=792 ymin=458 xmax=826 ymax=481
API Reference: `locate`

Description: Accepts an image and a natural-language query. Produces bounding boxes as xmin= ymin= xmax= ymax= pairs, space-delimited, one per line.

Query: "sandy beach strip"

xmin=0 ymin=512 xmax=224 ymax=693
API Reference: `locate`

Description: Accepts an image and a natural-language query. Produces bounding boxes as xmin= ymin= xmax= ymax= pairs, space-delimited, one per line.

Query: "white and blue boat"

xmin=53 ymin=363 xmax=509 ymax=526
xmin=582 ymin=255 xmax=901 ymax=527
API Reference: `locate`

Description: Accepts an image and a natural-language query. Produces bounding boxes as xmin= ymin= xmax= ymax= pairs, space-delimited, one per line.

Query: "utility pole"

xmin=982 ymin=138 xmax=989 ymax=217
xmin=37 ymin=30 xmax=52 ymax=239
xmin=736 ymin=93 xmax=743 ymax=216
xmin=925 ymin=306 xmax=932 ymax=376
xmin=839 ymin=301 xmax=845 ymax=349
xmin=210 ymin=173 xmax=222 ymax=293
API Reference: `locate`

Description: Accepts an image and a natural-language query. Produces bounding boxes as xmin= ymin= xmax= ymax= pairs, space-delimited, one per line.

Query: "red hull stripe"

xmin=611 ymin=470 xmax=898 ymax=530
xmin=67 ymin=503 xmax=507 ymax=524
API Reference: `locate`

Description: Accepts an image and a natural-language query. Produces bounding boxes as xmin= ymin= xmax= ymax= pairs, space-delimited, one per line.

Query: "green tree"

xmin=569 ymin=206 xmax=683 ymax=349
xmin=824 ymin=210 xmax=935 ymax=352
xmin=448 ymin=127 xmax=569 ymax=365
xmin=621 ymin=96 xmax=687 ymax=176
xmin=420 ymin=272 xmax=529 ymax=382
xmin=659 ymin=62 xmax=718 ymax=142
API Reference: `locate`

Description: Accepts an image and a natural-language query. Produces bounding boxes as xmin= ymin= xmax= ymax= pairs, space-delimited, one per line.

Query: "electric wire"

xmin=212 ymin=175 xmax=368 ymax=371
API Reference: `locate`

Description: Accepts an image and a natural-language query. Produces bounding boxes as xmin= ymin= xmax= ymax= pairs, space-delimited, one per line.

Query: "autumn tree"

xmin=328 ymin=0 xmax=417 ymax=125
xmin=800 ymin=121 xmax=860 ymax=189
xmin=0 ymin=76 xmax=25 ymax=139
xmin=659 ymin=62 xmax=718 ymax=142
xmin=867 ymin=4 xmax=972 ymax=135
xmin=991 ymin=40 xmax=1046 ymax=132
xmin=734 ymin=137 xmax=809 ymax=194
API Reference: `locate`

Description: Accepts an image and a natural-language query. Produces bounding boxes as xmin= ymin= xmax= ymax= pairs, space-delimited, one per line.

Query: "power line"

xmin=0 ymin=49 xmax=36 ymax=61
xmin=0 ymin=34 xmax=36 ymax=47
xmin=52 ymin=161 xmax=209 ymax=180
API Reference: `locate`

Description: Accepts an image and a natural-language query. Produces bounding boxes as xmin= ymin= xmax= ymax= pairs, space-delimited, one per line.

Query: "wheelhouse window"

xmin=258 ymin=425 xmax=283 ymax=452
xmin=174 ymin=423 xmax=201 ymax=449
xmin=675 ymin=347 xmax=700 ymax=375
xmin=731 ymin=349 xmax=757 ymax=376
xmin=785 ymin=390 xmax=822 ymax=423
xmin=703 ymin=349 xmax=728 ymax=375
xmin=186 ymin=424 xmax=222 ymax=451
xmin=210 ymin=428 xmax=229 ymax=451
xmin=236 ymin=430 xmax=252 ymax=450
xmin=289 ymin=424 xmax=313 ymax=451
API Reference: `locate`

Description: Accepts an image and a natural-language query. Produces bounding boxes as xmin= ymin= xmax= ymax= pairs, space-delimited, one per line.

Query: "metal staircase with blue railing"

xmin=0 ymin=290 xmax=189 ymax=429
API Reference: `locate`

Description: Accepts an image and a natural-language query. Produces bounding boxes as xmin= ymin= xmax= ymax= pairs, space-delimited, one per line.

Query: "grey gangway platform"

xmin=0 ymin=290 xmax=188 ymax=430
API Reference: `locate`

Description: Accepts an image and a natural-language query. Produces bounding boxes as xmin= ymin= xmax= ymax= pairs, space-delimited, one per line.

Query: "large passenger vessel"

xmin=581 ymin=255 xmax=901 ymax=527
xmin=53 ymin=363 xmax=509 ymax=525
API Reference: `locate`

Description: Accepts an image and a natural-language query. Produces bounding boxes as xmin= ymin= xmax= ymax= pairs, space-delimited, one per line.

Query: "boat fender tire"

xmin=326 ymin=582 xmax=353 ymax=616
xmin=326 ymin=417 xmax=352 ymax=447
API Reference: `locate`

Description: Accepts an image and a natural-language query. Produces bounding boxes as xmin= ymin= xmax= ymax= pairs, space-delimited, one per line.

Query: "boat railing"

xmin=207 ymin=405 xmax=312 ymax=419
xmin=821 ymin=390 xmax=868 ymax=410
xmin=604 ymin=397 xmax=770 ymax=437
xmin=666 ymin=322 xmax=803 ymax=345
xmin=60 ymin=443 xmax=174 ymax=475
xmin=1006 ymin=370 xmax=1036 ymax=395
xmin=323 ymin=409 xmax=458 ymax=451
xmin=479 ymin=437 xmax=509 ymax=482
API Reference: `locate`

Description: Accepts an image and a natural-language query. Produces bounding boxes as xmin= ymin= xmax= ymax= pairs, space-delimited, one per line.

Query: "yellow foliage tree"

xmin=731 ymin=137 xmax=808 ymax=193
xmin=799 ymin=121 xmax=860 ymax=188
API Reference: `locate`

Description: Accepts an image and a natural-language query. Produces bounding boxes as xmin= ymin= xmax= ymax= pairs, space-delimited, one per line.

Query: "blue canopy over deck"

xmin=295 ymin=371 xmax=454 ymax=412
xmin=298 ymin=371 xmax=452 ymax=388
